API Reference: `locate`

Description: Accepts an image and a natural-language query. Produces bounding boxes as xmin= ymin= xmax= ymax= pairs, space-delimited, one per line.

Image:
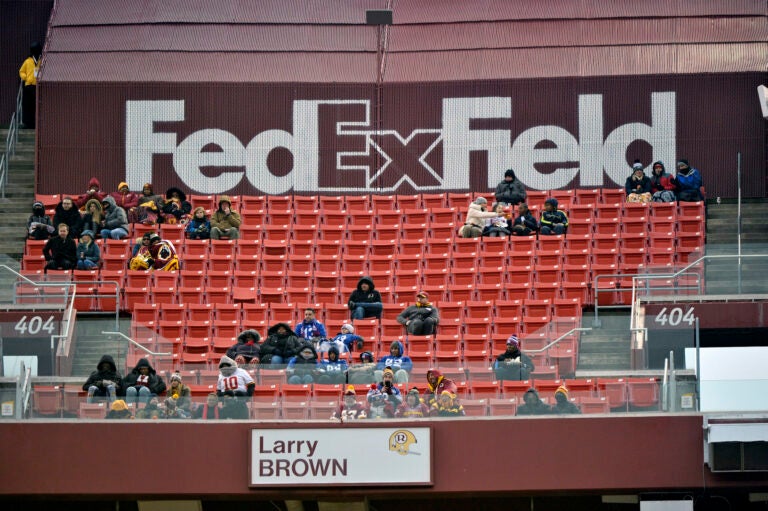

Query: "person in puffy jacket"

xmin=397 ymin=291 xmax=439 ymax=335
xmin=226 ymin=329 xmax=261 ymax=365
xmin=260 ymin=322 xmax=303 ymax=366
xmin=75 ymin=230 xmax=100 ymax=270
xmin=82 ymin=354 xmax=123 ymax=404
xmin=671 ymin=159 xmax=703 ymax=202
xmin=494 ymin=168 xmax=527 ymax=206
xmin=649 ymin=161 xmax=677 ymax=203
xmin=539 ymin=198 xmax=568 ymax=235
xmin=459 ymin=197 xmax=497 ymax=238
xmin=123 ymin=358 xmax=166 ymax=405
xmin=99 ymin=195 xmax=129 ymax=240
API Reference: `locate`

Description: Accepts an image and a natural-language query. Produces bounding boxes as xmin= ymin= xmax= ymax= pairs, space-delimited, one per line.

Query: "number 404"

xmin=14 ymin=315 xmax=56 ymax=335
xmin=654 ymin=307 xmax=696 ymax=327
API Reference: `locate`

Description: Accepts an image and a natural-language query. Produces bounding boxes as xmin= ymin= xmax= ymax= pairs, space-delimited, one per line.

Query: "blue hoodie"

xmin=376 ymin=340 xmax=413 ymax=373
xmin=319 ymin=346 xmax=349 ymax=376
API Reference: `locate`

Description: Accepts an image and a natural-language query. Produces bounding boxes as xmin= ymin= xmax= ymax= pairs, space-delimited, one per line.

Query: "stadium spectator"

xmin=539 ymin=198 xmax=568 ymax=235
xmin=74 ymin=177 xmax=107 ymax=209
xmin=433 ymin=390 xmax=465 ymax=417
xmin=226 ymin=329 xmax=261 ymax=366
xmin=123 ymin=358 xmax=166 ymax=406
xmin=128 ymin=232 xmax=153 ymax=270
xmin=424 ymin=368 xmax=458 ymax=412
xmin=27 ymin=200 xmax=54 ymax=240
xmin=649 ymin=161 xmax=677 ymax=203
xmin=625 ymin=160 xmax=652 ymax=203
xmin=135 ymin=397 xmax=162 ymax=419
xmin=286 ymin=344 xmax=322 ymax=384
xmin=163 ymin=395 xmax=191 ymax=419
xmin=397 ymin=291 xmax=439 ymax=335
xmin=99 ymin=196 xmax=129 ymax=240
xmin=216 ymin=355 xmax=255 ymax=420
xmin=295 ymin=308 xmax=327 ymax=346
xmin=516 ymin=388 xmax=552 ymax=416
xmin=320 ymin=323 xmax=363 ymax=354
xmin=43 ymin=223 xmax=77 ymax=271
xmin=146 ymin=233 xmax=179 ymax=271
xmin=347 ymin=276 xmax=383 ymax=320
xmin=493 ymin=335 xmax=534 ymax=381
xmin=510 ymin=203 xmax=538 ymax=236
xmin=75 ymin=230 xmax=100 ymax=270
xmin=483 ymin=202 xmax=511 ymax=237
xmin=395 ymin=387 xmax=430 ymax=418
xmin=19 ymin=41 xmax=42 ymax=129
xmin=210 ymin=195 xmax=241 ymax=239
xmin=317 ymin=345 xmax=348 ymax=384
xmin=375 ymin=341 xmax=413 ymax=383
xmin=347 ymin=351 xmax=377 ymax=384
xmin=331 ymin=385 xmax=368 ymax=421
xmin=52 ymin=197 xmax=83 ymax=239
xmin=367 ymin=367 xmax=402 ymax=418
xmin=192 ymin=393 xmax=222 ymax=420
xmin=186 ymin=207 xmax=211 ymax=240
xmin=110 ymin=182 xmax=139 ymax=211
xmin=166 ymin=371 xmax=192 ymax=416
xmin=82 ymin=354 xmax=122 ymax=404
xmin=260 ymin=322 xmax=303 ymax=366
xmin=551 ymin=385 xmax=581 ymax=415
xmin=161 ymin=187 xmax=192 ymax=224
xmin=494 ymin=168 xmax=527 ymax=206
xmin=459 ymin=196 xmax=497 ymax=238
xmin=671 ymin=158 xmax=704 ymax=202
xmin=105 ymin=399 xmax=132 ymax=419
xmin=80 ymin=199 xmax=103 ymax=237
xmin=133 ymin=183 xmax=162 ymax=225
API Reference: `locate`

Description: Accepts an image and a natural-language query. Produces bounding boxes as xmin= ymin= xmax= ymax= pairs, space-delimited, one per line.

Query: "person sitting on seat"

xmin=493 ymin=335 xmax=535 ymax=381
xmin=52 ymin=196 xmax=83 ymax=239
xmin=671 ymin=158 xmax=704 ymax=202
xmin=74 ymin=177 xmax=107 ymax=209
xmin=516 ymin=388 xmax=552 ymax=416
xmin=75 ymin=230 xmax=100 ymax=270
xmin=210 ymin=195 xmax=241 ymax=239
xmin=82 ymin=354 xmax=122 ymax=404
xmin=43 ymin=223 xmax=77 ymax=271
xmin=331 ymin=385 xmax=368 ymax=421
xmin=161 ymin=187 xmax=192 ymax=224
xmin=539 ymin=198 xmax=568 ymax=235
xmin=123 ymin=358 xmax=166 ymax=406
xmin=625 ymin=160 xmax=652 ymax=203
xmin=347 ymin=276 xmax=383 ymax=320
xmin=27 ymin=200 xmax=54 ymax=240
xmin=494 ymin=168 xmax=527 ymax=206
xmin=459 ymin=197 xmax=497 ymax=238
xmin=186 ymin=207 xmax=211 ymax=240
xmin=551 ymin=385 xmax=581 ymax=414
xmin=375 ymin=341 xmax=413 ymax=383
xmin=226 ymin=329 xmax=261 ymax=367
xmin=110 ymin=182 xmax=139 ymax=212
xmin=146 ymin=233 xmax=179 ymax=271
xmin=510 ymin=203 xmax=538 ymax=236
xmin=99 ymin=196 xmax=129 ymax=240
xmin=397 ymin=291 xmax=439 ymax=335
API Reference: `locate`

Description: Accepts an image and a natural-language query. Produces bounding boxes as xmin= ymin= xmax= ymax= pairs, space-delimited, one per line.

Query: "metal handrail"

xmin=523 ymin=327 xmax=592 ymax=354
xmin=1 ymin=84 xmax=24 ymax=199
xmin=15 ymin=361 xmax=32 ymax=419
xmin=52 ymin=284 xmax=78 ymax=375
xmin=101 ymin=331 xmax=169 ymax=356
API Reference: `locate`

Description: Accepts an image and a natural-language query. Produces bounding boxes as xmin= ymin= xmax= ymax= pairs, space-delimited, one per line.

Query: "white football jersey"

xmin=217 ymin=368 xmax=254 ymax=394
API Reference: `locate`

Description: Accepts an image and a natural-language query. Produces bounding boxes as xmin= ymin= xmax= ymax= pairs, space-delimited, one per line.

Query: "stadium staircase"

xmin=575 ymin=311 xmax=631 ymax=375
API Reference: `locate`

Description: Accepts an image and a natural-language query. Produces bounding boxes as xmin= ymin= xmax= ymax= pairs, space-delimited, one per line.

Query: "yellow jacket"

xmin=19 ymin=57 xmax=40 ymax=86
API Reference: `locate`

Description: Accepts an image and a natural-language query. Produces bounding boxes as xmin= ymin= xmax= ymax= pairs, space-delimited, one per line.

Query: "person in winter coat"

xmin=367 ymin=366 xmax=403 ymax=418
xmin=27 ymin=200 xmax=55 ymax=240
xmin=52 ymin=197 xmax=83 ymax=239
xmin=317 ymin=345 xmax=348 ymax=384
xmin=482 ymin=202 xmax=511 ymax=237
xmin=516 ymin=388 xmax=552 ymax=416
xmin=424 ymin=368 xmax=458 ymax=412
xmin=331 ymin=386 xmax=368 ymax=421
xmin=216 ymin=356 xmax=255 ymax=419
xmin=551 ymin=385 xmax=581 ymax=415
xmin=494 ymin=168 xmax=527 ymax=206
xmin=99 ymin=195 xmax=129 ymax=240
xmin=82 ymin=354 xmax=123 ymax=404
xmin=397 ymin=291 xmax=439 ymax=335
xmin=321 ymin=323 xmax=363 ymax=354
xmin=347 ymin=351 xmax=377 ymax=384
xmin=80 ymin=198 xmax=103 ymax=236
xmin=19 ymin=41 xmax=42 ymax=128
xmin=625 ymin=160 xmax=652 ymax=203
xmin=165 ymin=371 xmax=192 ymax=415
xmin=294 ymin=308 xmax=327 ymax=345
xmin=539 ymin=198 xmax=568 ymax=235
xmin=133 ymin=183 xmax=162 ymax=225
xmin=146 ymin=233 xmax=179 ymax=271
xmin=105 ymin=399 xmax=133 ymax=419
xmin=286 ymin=344 xmax=323 ymax=384
xmin=123 ymin=358 xmax=166 ymax=405
xmin=260 ymin=322 xmax=303 ymax=366
xmin=43 ymin=223 xmax=77 ymax=271
xmin=375 ymin=341 xmax=413 ymax=383
xmin=160 ymin=187 xmax=192 ymax=224
xmin=74 ymin=177 xmax=107 ymax=209
xmin=395 ymin=387 xmax=430 ymax=418
xmin=226 ymin=329 xmax=261 ymax=366
xmin=210 ymin=195 xmax=241 ymax=239
xmin=75 ymin=230 xmax=100 ymax=270
xmin=459 ymin=197 xmax=497 ymax=238
xmin=493 ymin=335 xmax=535 ymax=381
xmin=671 ymin=159 xmax=704 ymax=202
xmin=193 ymin=393 xmax=222 ymax=420
xmin=185 ymin=207 xmax=211 ymax=240
xmin=510 ymin=203 xmax=538 ymax=236
xmin=110 ymin=182 xmax=139 ymax=211
xmin=433 ymin=390 xmax=465 ymax=417
xmin=649 ymin=161 xmax=677 ymax=203
xmin=347 ymin=276 xmax=383 ymax=320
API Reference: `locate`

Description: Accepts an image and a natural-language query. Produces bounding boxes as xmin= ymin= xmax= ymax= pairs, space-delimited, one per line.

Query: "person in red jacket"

xmin=74 ymin=177 xmax=107 ymax=209
xmin=424 ymin=368 xmax=458 ymax=411
xmin=110 ymin=182 xmax=139 ymax=211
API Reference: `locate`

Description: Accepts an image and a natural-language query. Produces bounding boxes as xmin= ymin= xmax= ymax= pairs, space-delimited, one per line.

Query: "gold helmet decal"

xmin=389 ymin=429 xmax=418 ymax=456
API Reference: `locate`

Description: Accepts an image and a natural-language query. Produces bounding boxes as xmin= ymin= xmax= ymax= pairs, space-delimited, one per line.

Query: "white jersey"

xmin=217 ymin=368 xmax=254 ymax=394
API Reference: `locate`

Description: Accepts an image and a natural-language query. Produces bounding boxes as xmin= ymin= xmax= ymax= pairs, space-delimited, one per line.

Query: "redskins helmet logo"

xmin=389 ymin=429 xmax=419 ymax=456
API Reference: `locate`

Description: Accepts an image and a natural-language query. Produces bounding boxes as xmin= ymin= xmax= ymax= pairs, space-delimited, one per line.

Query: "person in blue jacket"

xmin=294 ymin=308 xmax=327 ymax=346
xmin=671 ymin=159 xmax=704 ymax=202
xmin=320 ymin=323 xmax=364 ymax=354
xmin=317 ymin=345 xmax=348 ymax=384
xmin=375 ymin=340 xmax=413 ymax=383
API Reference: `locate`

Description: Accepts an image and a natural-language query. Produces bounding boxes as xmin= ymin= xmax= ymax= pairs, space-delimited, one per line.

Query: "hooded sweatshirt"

xmin=649 ymin=161 xmax=676 ymax=193
xmin=75 ymin=177 xmax=107 ymax=208
xmin=123 ymin=358 xmax=166 ymax=395
xmin=375 ymin=341 xmax=413 ymax=373
xmin=82 ymin=354 xmax=123 ymax=394
xmin=101 ymin=195 xmax=129 ymax=231
xmin=76 ymin=231 xmax=101 ymax=264
xmin=516 ymin=388 xmax=552 ymax=416
xmin=424 ymin=368 xmax=458 ymax=410
xmin=27 ymin=202 xmax=54 ymax=238
xmin=319 ymin=346 xmax=349 ymax=382
xmin=210 ymin=195 xmax=242 ymax=231
xmin=286 ymin=345 xmax=321 ymax=379
xmin=347 ymin=276 xmax=383 ymax=308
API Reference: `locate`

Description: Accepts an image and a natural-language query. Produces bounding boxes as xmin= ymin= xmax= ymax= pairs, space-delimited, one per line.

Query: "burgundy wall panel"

xmin=0 ymin=415 xmax=760 ymax=498
xmin=36 ymin=73 xmax=766 ymax=199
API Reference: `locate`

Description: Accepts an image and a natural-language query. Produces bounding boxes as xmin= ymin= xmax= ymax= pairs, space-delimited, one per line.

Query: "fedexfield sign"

xmin=125 ymin=93 xmax=675 ymax=195
xmin=249 ymin=427 xmax=432 ymax=486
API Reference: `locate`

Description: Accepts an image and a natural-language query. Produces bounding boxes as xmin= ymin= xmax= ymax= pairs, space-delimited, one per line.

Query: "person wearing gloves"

xmin=459 ymin=196 xmax=497 ymax=238
xmin=186 ymin=207 xmax=211 ymax=240
xmin=494 ymin=168 xmax=527 ymax=206
xmin=82 ymin=354 xmax=123 ymax=404
xmin=539 ymin=198 xmax=568 ymax=235
xmin=320 ymin=323 xmax=364 ymax=354
xmin=27 ymin=201 xmax=54 ymax=240
xmin=493 ymin=335 xmax=535 ymax=381
xmin=397 ymin=291 xmax=439 ymax=335
xmin=260 ymin=322 xmax=303 ymax=366
xmin=366 ymin=366 xmax=402 ymax=419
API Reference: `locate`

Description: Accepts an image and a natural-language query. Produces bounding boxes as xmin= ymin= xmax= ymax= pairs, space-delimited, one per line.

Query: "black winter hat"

xmin=504 ymin=169 xmax=516 ymax=179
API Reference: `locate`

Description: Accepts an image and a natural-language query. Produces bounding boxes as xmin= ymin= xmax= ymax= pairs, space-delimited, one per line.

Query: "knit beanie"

xmin=555 ymin=385 xmax=569 ymax=399
xmin=341 ymin=323 xmax=355 ymax=333
xmin=111 ymin=399 xmax=129 ymax=412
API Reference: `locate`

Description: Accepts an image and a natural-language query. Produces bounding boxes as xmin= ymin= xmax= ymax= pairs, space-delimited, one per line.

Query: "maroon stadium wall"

xmin=36 ymin=73 xmax=766 ymax=199
xmin=1 ymin=415 xmax=764 ymax=499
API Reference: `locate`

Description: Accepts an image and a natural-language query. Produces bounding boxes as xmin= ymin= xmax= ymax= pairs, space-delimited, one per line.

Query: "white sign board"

xmin=250 ymin=427 xmax=432 ymax=486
